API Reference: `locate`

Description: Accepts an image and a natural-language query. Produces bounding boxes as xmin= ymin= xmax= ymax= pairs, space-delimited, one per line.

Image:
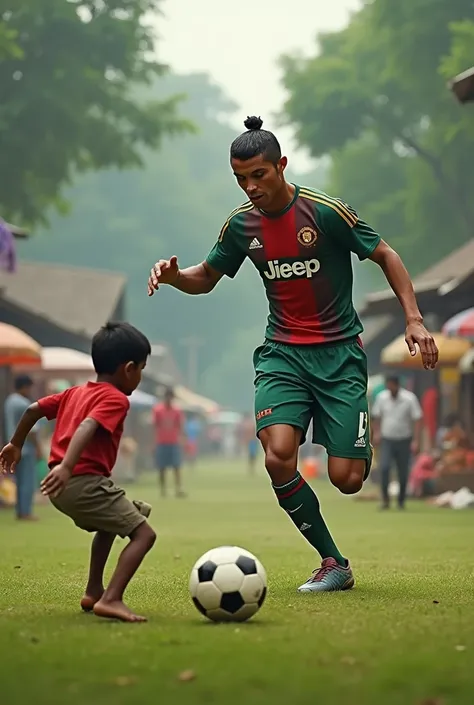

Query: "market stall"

xmin=0 ymin=323 xmax=42 ymax=505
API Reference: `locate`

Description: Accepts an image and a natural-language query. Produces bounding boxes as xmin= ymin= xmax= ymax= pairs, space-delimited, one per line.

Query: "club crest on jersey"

xmin=297 ymin=226 xmax=318 ymax=247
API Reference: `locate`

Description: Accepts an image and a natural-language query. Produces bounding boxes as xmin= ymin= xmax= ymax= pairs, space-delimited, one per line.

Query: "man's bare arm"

xmin=171 ymin=262 xmax=223 ymax=295
xmin=148 ymin=257 xmax=223 ymax=296
xmin=369 ymin=240 xmax=438 ymax=369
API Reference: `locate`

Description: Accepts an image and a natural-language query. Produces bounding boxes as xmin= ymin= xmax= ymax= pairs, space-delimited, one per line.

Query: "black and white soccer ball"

xmin=189 ymin=545 xmax=267 ymax=622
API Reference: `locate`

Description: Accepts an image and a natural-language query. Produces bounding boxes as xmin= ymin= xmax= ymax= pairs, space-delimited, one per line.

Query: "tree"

xmin=0 ymin=0 xmax=189 ymax=225
xmin=280 ymin=0 xmax=474 ymax=280
xmin=19 ymin=73 xmax=266 ymax=409
xmin=20 ymin=72 xmax=326 ymax=409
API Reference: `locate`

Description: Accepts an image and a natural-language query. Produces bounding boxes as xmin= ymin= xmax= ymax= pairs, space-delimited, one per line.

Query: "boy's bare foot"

xmin=93 ymin=599 xmax=147 ymax=622
xmin=80 ymin=590 xmax=104 ymax=612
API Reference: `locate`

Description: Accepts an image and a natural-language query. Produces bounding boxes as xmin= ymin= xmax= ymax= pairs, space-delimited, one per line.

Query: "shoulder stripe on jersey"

xmin=227 ymin=200 xmax=252 ymax=220
xmin=299 ymin=189 xmax=358 ymax=228
xmin=218 ymin=202 xmax=253 ymax=241
xmin=299 ymin=187 xmax=358 ymax=220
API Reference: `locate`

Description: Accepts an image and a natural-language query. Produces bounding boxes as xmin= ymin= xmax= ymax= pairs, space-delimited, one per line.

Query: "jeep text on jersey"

xmin=263 ymin=258 xmax=321 ymax=280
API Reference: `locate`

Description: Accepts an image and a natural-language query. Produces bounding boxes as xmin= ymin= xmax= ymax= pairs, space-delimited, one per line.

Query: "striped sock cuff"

xmin=272 ymin=472 xmax=305 ymax=499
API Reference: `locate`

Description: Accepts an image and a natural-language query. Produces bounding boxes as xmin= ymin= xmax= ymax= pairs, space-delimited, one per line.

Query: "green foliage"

xmin=0 ymin=0 xmax=190 ymax=225
xmin=19 ymin=74 xmax=266 ymax=408
xmin=20 ymin=72 xmax=326 ymax=409
xmin=281 ymin=0 xmax=474 ymax=282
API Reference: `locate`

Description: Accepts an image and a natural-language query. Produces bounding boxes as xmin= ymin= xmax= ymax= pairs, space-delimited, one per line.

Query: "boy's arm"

xmin=40 ymin=417 xmax=99 ymax=497
xmin=10 ymin=403 xmax=45 ymax=449
xmin=0 ymin=403 xmax=46 ymax=473
xmin=60 ymin=417 xmax=100 ymax=473
xmin=41 ymin=393 xmax=129 ymax=498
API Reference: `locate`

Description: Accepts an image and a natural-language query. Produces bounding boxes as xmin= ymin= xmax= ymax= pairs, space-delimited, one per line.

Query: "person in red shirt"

xmin=153 ymin=387 xmax=185 ymax=498
xmin=0 ymin=322 xmax=156 ymax=623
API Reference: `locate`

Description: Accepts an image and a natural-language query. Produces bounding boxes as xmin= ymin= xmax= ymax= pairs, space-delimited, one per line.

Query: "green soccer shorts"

xmin=253 ymin=338 xmax=370 ymax=460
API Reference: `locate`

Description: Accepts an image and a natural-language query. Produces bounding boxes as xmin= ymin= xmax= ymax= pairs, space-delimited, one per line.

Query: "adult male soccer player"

xmin=147 ymin=116 xmax=438 ymax=593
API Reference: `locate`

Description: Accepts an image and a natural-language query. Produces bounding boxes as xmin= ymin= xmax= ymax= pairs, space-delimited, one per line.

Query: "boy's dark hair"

xmin=386 ymin=374 xmax=400 ymax=385
xmin=14 ymin=374 xmax=33 ymax=391
xmin=230 ymin=116 xmax=282 ymax=165
xmin=92 ymin=322 xmax=151 ymax=375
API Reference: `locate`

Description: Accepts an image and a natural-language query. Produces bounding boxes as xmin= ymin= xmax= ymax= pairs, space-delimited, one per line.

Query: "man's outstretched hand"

xmin=148 ymin=256 xmax=179 ymax=296
xmin=405 ymin=320 xmax=439 ymax=370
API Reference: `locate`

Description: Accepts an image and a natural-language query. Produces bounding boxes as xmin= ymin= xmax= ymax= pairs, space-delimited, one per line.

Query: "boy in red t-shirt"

xmin=153 ymin=387 xmax=185 ymax=497
xmin=0 ymin=322 xmax=156 ymax=623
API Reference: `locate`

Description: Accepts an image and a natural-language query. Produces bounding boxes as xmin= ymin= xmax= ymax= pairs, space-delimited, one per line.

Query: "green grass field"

xmin=1 ymin=460 xmax=473 ymax=705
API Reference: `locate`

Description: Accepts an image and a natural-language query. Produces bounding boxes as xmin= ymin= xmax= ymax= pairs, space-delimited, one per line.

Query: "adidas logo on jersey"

xmin=249 ymin=238 xmax=263 ymax=250
xmin=263 ymin=258 xmax=321 ymax=280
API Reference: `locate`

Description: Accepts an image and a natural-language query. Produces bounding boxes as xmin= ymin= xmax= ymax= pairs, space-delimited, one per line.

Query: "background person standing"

xmin=371 ymin=375 xmax=423 ymax=510
xmin=4 ymin=375 xmax=42 ymax=520
xmin=152 ymin=388 xmax=185 ymax=498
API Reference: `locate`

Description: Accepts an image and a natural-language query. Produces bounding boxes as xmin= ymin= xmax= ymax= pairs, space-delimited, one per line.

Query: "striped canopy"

xmin=442 ymin=308 xmax=474 ymax=340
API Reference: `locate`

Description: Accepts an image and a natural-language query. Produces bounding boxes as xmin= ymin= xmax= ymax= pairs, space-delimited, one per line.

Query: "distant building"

xmin=449 ymin=66 xmax=474 ymax=104
xmin=147 ymin=343 xmax=184 ymax=388
xmin=0 ymin=261 xmax=126 ymax=354
xmin=361 ymin=238 xmax=474 ymax=374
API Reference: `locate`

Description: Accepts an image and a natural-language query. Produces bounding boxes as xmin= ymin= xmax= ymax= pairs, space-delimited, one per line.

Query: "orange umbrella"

xmin=0 ymin=322 xmax=41 ymax=366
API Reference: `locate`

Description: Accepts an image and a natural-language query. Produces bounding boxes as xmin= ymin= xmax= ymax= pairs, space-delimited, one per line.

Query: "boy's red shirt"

xmin=38 ymin=381 xmax=130 ymax=477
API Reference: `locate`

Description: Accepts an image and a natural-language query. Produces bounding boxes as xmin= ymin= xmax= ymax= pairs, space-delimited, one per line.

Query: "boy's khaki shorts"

xmin=50 ymin=474 xmax=146 ymax=538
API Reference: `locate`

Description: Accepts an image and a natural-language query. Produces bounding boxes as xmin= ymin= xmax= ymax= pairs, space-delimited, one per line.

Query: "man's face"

xmin=387 ymin=380 xmax=399 ymax=397
xmin=231 ymin=154 xmax=287 ymax=211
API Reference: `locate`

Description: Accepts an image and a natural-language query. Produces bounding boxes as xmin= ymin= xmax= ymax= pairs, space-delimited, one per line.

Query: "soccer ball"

xmin=189 ymin=545 xmax=267 ymax=622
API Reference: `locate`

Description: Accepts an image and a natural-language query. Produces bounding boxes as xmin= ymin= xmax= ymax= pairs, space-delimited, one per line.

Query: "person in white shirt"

xmin=371 ymin=375 xmax=423 ymax=510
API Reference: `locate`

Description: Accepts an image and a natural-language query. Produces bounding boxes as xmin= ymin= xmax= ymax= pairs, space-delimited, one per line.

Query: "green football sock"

xmin=273 ymin=472 xmax=346 ymax=566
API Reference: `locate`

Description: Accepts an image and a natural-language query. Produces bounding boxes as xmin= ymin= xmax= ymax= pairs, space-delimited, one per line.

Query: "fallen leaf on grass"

xmin=178 ymin=670 xmax=196 ymax=682
xmin=417 ymin=699 xmax=444 ymax=705
xmin=14 ymin=565 xmax=21 ymax=570
xmin=113 ymin=677 xmax=137 ymax=686
xmin=455 ymin=645 xmax=466 ymax=652
xmin=341 ymin=656 xmax=357 ymax=666
xmin=432 ymin=600 xmax=439 ymax=604
xmin=30 ymin=637 xmax=40 ymax=644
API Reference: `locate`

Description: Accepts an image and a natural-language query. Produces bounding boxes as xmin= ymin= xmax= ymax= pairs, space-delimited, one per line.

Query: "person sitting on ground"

xmin=409 ymin=450 xmax=440 ymax=498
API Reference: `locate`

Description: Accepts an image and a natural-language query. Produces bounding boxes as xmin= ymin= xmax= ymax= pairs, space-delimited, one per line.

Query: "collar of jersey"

xmin=258 ymin=183 xmax=300 ymax=218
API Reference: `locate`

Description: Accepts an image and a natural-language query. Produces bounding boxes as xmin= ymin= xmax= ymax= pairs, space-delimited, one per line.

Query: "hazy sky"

xmin=158 ymin=0 xmax=360 ymax=171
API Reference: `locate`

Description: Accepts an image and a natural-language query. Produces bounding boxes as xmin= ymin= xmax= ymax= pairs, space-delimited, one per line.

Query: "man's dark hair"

xmin=230 ymin=116 xmax=282 ymax=165
xmin=14 ymin=374 xmax=33 ymax=391
xmin=92 ymin=322 xmax=151 ymax=375
xmin=386 ymin=374 xmax=400 ymax=385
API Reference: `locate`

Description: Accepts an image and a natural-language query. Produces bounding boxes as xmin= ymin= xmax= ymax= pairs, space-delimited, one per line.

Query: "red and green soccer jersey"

xmin=205 ymin=184 xmax=381 ymax=345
